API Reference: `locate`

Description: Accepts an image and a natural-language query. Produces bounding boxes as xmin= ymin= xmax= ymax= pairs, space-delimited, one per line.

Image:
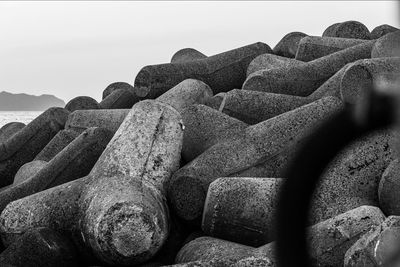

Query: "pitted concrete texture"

xmin=176 ymin=236 xmax=255 ymax=264
xmin=134 ymin=42 xmax=272 ymax=98
xmin=99 ymin=89 xmax=137 ymax=109
xmin=202 ymin=177 xmax=283 ymax=247
xmin=246 ymin=53 xmax=305 ymax=77
xmin=310 ymin=130 xmax=394 ymax=225
xmin=0 ymin=227 xmax=78 ymax=267
xmin=242 ymin=41 xmax=375 ymax=96
xmin=102 ymin=82 xmax=135 ymax=100
xmin=171 ymin=48 xmax=207 ymax=63
xmin=273 ymin=32 xmax=308 ymax=58
xmin=156 ymin=79 xmax=213 ymax=112
xmin=13 ymin=160 xmax=47 ymax=185
xmin=168 ymin=97 xmax=342 ymax=223
xmin=180 ymin=104 xmax=248 ymax=162
xmin=0 ymin=127 xmax=113 ymax=213
xmin=0 ymin=100 xmax=184 ymax=266
xmin=371 ymin=31 xmax=400 ymax=58
xmin=65 ymin=109 xmax=130 ymax=133
xmin=340 ymin=57 xmax=400 ymax=105
xmin=35 ymin=129 xmax=80 ymax=161
xmin=0 ymin=122 xmax=25 ymax=143
xmin=370 ymin=24 xmax=399 ymax=40
xmin=322 ymin=21 xmax=371 ymax=40
xmin=307 ymin=206 xmax=385 ymax=267
xmin=0 ymin=107 xmax=69 ymax=188
xmin=296 ymin=36 xmax=367 ymax=62
xmin=344 ymin=216 xmax=400 ymax=267
xmin=65 ymin=96 xmax=100 ymax=112
xmin=206 ymin=89 xmax=313 ymax=124
xmin=378 ymin=159 xmax=400 ymax=216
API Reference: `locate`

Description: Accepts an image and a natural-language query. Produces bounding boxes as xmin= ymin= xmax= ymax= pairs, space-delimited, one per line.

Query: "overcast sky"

xmin=0 ymin=1 xmax=398 ymax=103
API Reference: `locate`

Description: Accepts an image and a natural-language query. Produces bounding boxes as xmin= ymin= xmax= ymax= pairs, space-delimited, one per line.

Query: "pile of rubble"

xmin=0 ymin=20 xmax=400 ymax=267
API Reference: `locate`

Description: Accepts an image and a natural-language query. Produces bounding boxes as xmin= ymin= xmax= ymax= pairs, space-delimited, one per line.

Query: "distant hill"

xmin=0 ymin=91 xmax=65 ymax=111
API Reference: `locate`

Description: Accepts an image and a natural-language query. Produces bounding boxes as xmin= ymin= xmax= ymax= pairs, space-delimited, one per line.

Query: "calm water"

xmin=0 ymin=111 xmax=42 ymax=128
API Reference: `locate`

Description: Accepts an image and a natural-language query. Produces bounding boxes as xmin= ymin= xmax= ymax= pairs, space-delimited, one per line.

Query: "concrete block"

xmin=246 ymin=53 xmax=304 ymax=77
xmin=64 ymin=96 xmax=100 ymax=112
xmin=0 ymin=122 xmax=25 ymax=143
xmin=102 ymin=82 xmax=135 ymax=100
xmin=35 ymin=129 xmax=80 ymax=161
xmin=273 ymin=32 xmax=308 ymax=58
xmin=371 ymin=30 xmax=400 ymax=58
xmin=322 ymin=21 xmax=371 ymax=40
xmin=370 ymin=24 xmax=399 ymax=39
xmin=378 ymin=159 xmax=400 ymax=216
xmin=134 ymin=42 xmax=272 ymax=98
xmin=171 ymin=48 xmax=207 ymax=63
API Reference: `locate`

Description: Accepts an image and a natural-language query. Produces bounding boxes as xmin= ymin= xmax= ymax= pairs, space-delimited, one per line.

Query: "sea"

xmin=0 ymin=111 xmax=42 ymax=128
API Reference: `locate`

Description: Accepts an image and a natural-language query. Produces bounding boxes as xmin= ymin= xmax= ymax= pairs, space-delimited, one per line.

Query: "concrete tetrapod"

xmin=246 ymin=53 xmax=305 ymax=77
xmin=322 ymin=21 xmax=371 ymax=39
xmin=370 ymin=24 xmax=399 ymax=39
xmin=177 ymin=206 xmax=385 ymax=267
xmin=344 ymin=216 xmax=400 ymax=267
xmin=202 ymin=177 xmax=283 ymax=247
xmin=65 ymin=78 xmax=214 ymax=135
xmin=168 ymin=96 xmax=342 ymax=223
xmin=102 ymin=82 xmax=135 ymax=100
xmin=308 ymin=57 xmax=400 ymax=101
xmin=0 ymin=100 xmax=184 ymax=266
xmin=0 ymin=122 xmax=25 ymax=143
xmin=295 ymin=36 xmax=367 ymax=62
xmin=99 ymin=89 xmax=137 ymax=109
xmin=272 ymin=31 xmax=308 ymax=58
xmin=0 ymin=107 xmax=69 ymax=188
xmin=0 ymin=227 xmax=79 ymax=267
xmin=371 ymin=30 xmax=400 ymax=59
xmin=0 ymin=127 xmax=113 ymax=213
xmin=242 ymin=40 xmax=375 ymax=96
xmin=205 ymin=89 xmax=313 ymax=124
xmin=134 ymin=42 xmax=272 ymax=98
xmin=34 ymin=129 xmax=80 ymax=161
xmin=64 ymin=96 xmax=100 ymax=112
xmin=180 ymin=104 xmax=248 ymax=162
xmin=171 ymin=48 xmax=207 ymax=63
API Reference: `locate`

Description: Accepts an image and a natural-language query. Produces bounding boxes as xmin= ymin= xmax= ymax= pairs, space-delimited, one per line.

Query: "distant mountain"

xmin=0 ymin=91 xmax=65 ymax=111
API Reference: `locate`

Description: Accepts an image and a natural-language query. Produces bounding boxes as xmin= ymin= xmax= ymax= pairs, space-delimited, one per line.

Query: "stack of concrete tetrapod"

xmin=0 ymin=22 xmax=398 ymax=266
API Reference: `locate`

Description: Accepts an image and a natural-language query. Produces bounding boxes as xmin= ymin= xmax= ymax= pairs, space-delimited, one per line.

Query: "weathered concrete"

xmin=181 ymin=104 xmax=248 ymax=162
xmin=0 ymin=100 xmax=184 ymax=266
xmin=309 ymin=57 xmax=400 ymax=101
xmin=64 ymin=96 xmax=100 ymax=112
xmin=310 ymin=130 xmax=393 ymax=224
xmin=0 ymin=227 xmax=78 ymax=267
xmin=102 ymin=82 xmax=135 ymax=100
xmin=99 ymin=89 xmax=136 ymax=109
xmin=322 ymin=21 xmax=371 ymax=39
xmin=202 ymin=177 xmax=283 ymax=246
xmin=295 ymin=36 xmax=367 ymax=62
xmin=242 ymin=40 xmax=375 ymax=96
xmin=168 ymin=97 xmax=342 ymax=223
xmin=379 ymin=159 xmax=400 ymax=216
xmin=246 ymin=53 xmax=305 ymax=77
xmin=134 ymin=42 xmax=272 ymax=98
xmin=273 ymin=32 xmax=308 ymax=58
xmin=177 ymin=206 xmax=384 ymax=267
xmin=344 ymin=216 xmax=400 ymax=267
xmin=0 ymin=122 xmax=25 ymax=143
xmin=65 ymin=109 xmax=129 ymax=134
xmin=13 ymin=160 xmax=47 ymax=185
xmin=35 ymin=129 xmax=80 ymax=161
xmin=156 ymin=79 xmax=213 ymax=112
xmin=0 ymin=108 xmax=69 ymax=188
xmin=171 ymin=48 xmax=207 ymax=63
xmin=0 ymin=127 xmax=113 ymax=213
xmin=339 ymin=57 xmax=400 ymax=105
xmin=205 ymin=89 xmax=313 ymax=124
xmin=370 ymin=24 xmax=399 ymax=39
xmin=371 ymin=30 xmax=400 ymax=58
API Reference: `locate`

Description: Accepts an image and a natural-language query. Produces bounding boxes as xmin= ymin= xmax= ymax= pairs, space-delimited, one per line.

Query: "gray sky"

xmin=0 ymin=1 xmax=398 ymax=103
